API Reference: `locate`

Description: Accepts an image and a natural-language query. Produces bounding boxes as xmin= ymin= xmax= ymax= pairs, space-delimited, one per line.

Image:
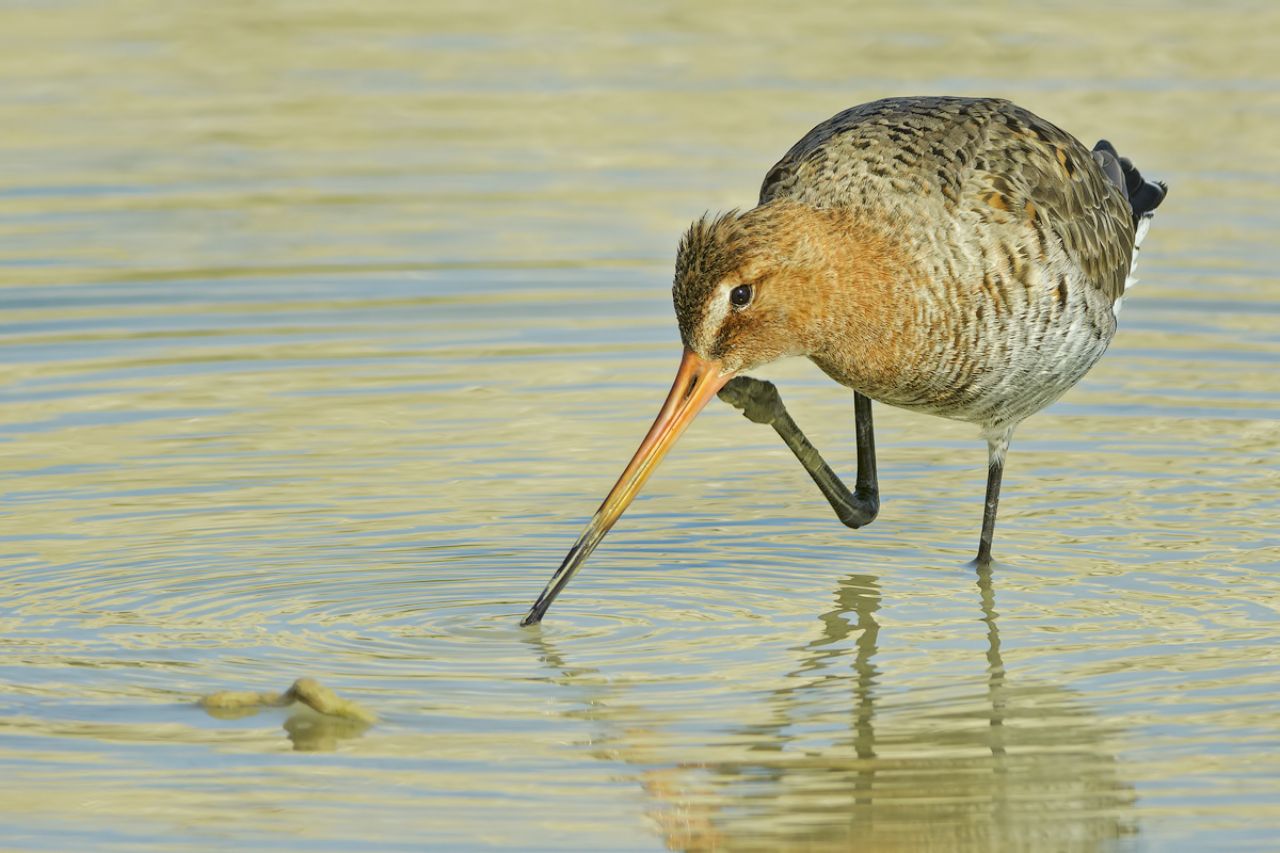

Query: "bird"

xmin=522 ymin=96 xmax=1167 ymax=626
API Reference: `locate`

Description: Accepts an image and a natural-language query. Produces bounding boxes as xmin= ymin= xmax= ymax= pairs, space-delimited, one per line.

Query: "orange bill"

xmin=521 ymin=349 xmax=734 ymax=625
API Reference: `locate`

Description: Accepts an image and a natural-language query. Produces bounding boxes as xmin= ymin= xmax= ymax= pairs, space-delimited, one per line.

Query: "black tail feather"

xmin=1092 ymin=139 xmax=1168 ymax=226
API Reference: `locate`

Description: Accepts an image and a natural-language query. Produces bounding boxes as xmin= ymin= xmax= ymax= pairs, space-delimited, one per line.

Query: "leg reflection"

xmin=978 ymin=563 xmax=1007 ymax=759
xmin=830 ymin=576 xmax=880 ymax=792
xmin=730 ymin=573 xmax=882 ymax=814
xmin=846 ymin=576 xmax=880 ymax=766
xmin=977 ymin=561 xmax=1010 ymax=833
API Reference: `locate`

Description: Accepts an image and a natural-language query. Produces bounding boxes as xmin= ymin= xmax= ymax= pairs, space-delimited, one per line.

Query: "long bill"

xmin=521 ymin=349 xmax=734 ymax=625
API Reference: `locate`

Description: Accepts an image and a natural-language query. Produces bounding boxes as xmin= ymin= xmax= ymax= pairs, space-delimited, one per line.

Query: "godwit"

xmin=523 ymin=96 xmax=1166 ymax=625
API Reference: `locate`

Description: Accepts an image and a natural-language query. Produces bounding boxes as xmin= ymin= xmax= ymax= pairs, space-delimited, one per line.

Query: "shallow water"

xmin=2 ymin=1 xmax=1279 ymax=850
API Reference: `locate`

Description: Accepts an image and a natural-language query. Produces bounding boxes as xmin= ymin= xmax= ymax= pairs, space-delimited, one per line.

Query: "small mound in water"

xmin=200 ymin=677 xmax=377 ymax=725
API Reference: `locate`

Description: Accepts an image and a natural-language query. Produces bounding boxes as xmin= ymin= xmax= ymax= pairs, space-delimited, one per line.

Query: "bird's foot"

xmin=717 ymin=376 xmax=783 ymax=425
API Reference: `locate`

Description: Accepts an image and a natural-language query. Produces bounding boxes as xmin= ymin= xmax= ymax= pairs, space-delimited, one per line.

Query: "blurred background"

xmin=1 ymin=1 xmax=1277 ymax=850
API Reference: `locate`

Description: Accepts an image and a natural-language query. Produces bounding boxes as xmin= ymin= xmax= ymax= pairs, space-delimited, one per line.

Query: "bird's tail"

xmin=1092 ymin=139 xmax=1168 ymax=229
xmin=1092 ymin=140 xmax=1167 ymax=312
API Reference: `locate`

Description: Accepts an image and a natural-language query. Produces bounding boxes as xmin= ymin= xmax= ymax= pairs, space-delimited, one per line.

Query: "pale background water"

xmin=1 ymin=1 xmax=1278 ymax=850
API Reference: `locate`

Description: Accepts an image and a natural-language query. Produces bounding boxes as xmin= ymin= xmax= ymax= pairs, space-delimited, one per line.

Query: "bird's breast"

xmin=809 ymin=235 xmax=1118 ymax=429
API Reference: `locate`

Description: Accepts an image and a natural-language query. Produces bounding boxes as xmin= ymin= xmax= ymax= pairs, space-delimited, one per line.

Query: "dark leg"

xmin=976 ymin=430 xmax=1012 ymax=565
xmin=718 ymin=376 xmax=879 ymax=528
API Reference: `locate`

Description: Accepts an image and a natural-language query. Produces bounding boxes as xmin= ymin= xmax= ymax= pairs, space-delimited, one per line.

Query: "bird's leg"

xmin=718 ymin=376 xmax=879 ymax=528
xmin=976 ymin=429 xmax=1013 ymax=565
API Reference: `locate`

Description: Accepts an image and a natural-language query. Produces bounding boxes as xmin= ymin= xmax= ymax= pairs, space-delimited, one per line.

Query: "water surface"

xmin=2 ymin=1 xmax=1278 ymax=850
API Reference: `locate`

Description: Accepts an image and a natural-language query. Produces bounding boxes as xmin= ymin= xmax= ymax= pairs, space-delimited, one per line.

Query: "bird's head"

xmin=522 ymin=201 xmax=845 ymax=625
xmin=673 ymin=203 xmax=831 ymax=374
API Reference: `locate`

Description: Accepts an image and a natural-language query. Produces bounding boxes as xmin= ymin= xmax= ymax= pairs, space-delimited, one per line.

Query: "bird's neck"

xmin=763 ymin=203 xmax=918 ymax=395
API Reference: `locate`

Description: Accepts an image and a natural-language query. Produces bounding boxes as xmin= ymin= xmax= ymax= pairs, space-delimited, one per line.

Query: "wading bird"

xmin=523 ymin=96 xmax=1166 ymax=625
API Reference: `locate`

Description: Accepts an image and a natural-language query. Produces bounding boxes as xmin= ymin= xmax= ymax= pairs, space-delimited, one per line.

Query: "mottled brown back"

xmin=759 ymin=96 xmax=1137 ymax=303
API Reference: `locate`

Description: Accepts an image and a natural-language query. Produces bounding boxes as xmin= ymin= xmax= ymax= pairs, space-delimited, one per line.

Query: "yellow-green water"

xmin=2 ymin=2 xmax=1278 ymax=850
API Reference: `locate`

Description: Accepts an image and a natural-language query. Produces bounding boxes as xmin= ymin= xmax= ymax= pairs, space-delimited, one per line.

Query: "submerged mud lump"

xmin=199 ymin=677 xmax=377 ymax=724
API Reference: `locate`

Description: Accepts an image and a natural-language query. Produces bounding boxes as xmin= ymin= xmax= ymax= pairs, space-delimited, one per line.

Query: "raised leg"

xmin=976 ymin=430 xmax=1013 ymax=565
xmin=718 ymin=376 xmax=879 ymax=528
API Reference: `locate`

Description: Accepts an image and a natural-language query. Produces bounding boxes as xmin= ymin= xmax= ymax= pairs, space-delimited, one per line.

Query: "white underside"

xmin=1113 ymin=213 xmax=1155 ymax=318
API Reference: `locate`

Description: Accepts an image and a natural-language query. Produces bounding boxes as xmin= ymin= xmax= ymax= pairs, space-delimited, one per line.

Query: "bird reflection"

xmin=979 ymin=562 xmax=1009 ymax=765
xmin=525 ymin=566 xmax=1137 ymax=850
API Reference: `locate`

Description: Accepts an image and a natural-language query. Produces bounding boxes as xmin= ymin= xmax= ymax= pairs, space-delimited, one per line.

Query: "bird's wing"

xmin=759 ymin=97 xmax=1136 ymax=303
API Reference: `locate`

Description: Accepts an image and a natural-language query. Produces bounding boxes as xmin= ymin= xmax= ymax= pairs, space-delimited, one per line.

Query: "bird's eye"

xmin=729 ymin=284 xmax=753 ymax=308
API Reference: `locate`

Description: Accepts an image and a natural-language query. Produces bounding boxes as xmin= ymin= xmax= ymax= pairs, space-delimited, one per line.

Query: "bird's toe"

xmin=718 ymin=376 xmax=782 ymax=425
